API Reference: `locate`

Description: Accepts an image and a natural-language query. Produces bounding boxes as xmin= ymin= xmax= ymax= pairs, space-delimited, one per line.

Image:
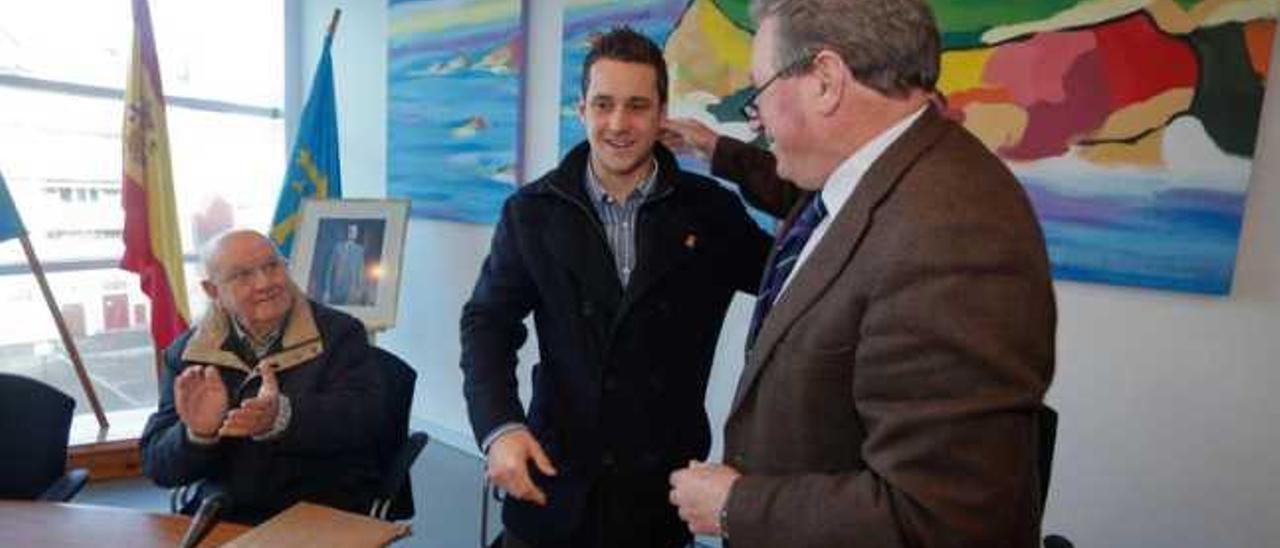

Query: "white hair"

xmin=199 ymin=228 xmax=282 ymax=280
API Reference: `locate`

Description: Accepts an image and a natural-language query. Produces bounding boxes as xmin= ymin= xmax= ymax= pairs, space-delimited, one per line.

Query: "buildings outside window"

xmin=0 ymin=1 xmax=285 ymax=418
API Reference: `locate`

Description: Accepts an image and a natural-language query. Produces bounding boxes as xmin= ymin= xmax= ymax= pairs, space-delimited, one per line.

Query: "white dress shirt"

xmin=777 ymin=107 xmax=926 ymax=297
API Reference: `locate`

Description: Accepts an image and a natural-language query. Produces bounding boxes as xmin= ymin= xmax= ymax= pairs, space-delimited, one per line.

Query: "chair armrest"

xmin=38 ymin=468 xmax=89 ymax=502
xmin=169 ymin=479 xmax=206 ymax=514
xmin=1044 ymin=534 xmax=1074 ymax=548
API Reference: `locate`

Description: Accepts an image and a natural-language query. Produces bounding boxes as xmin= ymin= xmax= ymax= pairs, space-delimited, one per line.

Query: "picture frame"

xmin=288 ymin=198 xmax=410 ymax=331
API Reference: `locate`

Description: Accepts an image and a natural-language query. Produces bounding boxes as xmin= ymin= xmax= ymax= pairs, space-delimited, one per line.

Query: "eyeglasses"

xmin=218 ymin=256 xmax=286 ymax=287
xmin=740 ymin=52 xmax=817 ymax=122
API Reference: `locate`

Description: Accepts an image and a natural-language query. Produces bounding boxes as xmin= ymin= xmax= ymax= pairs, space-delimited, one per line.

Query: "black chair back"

xmin=0 ymin=373 xmax=76 ymax=499
xmin=372 ymin=346 xmax=423 ymax=520
xmin=1038 ymin=405 xmax=1058 ymax=513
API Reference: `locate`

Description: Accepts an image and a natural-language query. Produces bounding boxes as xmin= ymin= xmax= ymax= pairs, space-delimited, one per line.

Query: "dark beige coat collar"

xmin=180 ymin=284 xmax=324 ymax=373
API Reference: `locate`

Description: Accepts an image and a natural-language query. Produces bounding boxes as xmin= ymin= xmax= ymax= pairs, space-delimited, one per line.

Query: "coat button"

xmin=601 ymin=452 xmax=616 ymax=468
xmin=581 ymin=301 xmax=594 ymax=317
xmin=730 ymin=453 xmax=746 ymax=467
xmin=603 ymin=375 xmax=617 ymax=393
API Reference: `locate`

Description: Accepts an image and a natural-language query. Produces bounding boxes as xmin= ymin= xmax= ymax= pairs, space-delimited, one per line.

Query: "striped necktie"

xmin=747 ymin=194 xmax=828 ymax=347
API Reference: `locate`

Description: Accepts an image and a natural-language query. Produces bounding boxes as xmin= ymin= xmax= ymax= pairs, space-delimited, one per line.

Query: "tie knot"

xmin=793 ymin=194 xmax=826 ymax=231
xmin=806 ymin=194 xmax=827 ymax=220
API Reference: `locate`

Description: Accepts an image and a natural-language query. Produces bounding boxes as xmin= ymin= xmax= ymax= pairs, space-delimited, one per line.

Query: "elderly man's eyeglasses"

xmin=740 ymin=53 xmax=817 ymax=122
xmin=219 ymin=256 xmax=286 ymax=287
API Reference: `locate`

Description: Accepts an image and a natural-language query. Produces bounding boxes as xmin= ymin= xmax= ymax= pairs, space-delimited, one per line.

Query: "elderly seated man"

xmin=140 ymin=229 xmax=386 ymax=524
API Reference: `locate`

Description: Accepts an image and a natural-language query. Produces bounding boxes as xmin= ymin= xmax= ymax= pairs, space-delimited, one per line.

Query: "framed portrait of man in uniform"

xmin=289 ymin=198 xmax=410 ymax=331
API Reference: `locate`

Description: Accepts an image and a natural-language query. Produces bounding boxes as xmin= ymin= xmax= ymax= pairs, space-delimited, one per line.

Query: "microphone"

xmin=179 ymin=493 xmax=229 ymax=548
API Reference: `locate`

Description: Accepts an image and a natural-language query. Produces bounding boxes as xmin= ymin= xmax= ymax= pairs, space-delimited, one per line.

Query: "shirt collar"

xmin=819 ymin=106 xmax=927 ymax=217
xmin=230 ymin=313 xmax=287 ymax=359
xmin=584 ymin=156 xmax=659 ymax=206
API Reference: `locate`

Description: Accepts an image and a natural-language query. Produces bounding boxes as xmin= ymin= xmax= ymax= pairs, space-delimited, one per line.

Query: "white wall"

xmin=294 ymin=1 xmax=1280 ymax=545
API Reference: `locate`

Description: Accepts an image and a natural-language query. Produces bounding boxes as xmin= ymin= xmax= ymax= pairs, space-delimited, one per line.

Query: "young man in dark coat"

xmin=140 ymin=230 xmax=386 ymax=525
xmin=461 ymin=27 xmax=771 ymax=548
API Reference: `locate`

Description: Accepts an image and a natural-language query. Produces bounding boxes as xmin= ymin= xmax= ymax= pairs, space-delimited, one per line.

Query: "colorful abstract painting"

xmin=388 ymin=0 xmax=525 ymax=224
xmin=561 ymin=0 xmax=1277 ymax=295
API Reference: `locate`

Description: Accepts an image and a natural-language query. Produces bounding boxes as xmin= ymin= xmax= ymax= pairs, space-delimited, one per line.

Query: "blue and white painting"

xmin=388 ymin=0 xmax=525 ymax=224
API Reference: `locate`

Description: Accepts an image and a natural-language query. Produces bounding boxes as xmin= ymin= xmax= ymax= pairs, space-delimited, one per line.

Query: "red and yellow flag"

xmin=121 ymin=0 xmax=190 ymax=351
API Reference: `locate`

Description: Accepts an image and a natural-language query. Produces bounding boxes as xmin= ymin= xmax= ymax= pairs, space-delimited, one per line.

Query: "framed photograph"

xmin=289 ymin=198 xmax=410 ymax=331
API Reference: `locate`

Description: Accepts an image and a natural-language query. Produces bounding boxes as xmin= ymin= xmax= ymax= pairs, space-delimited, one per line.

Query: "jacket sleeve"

xmin=711 ymin=137 xmax=805 ymax=219
xmin=714 ymin=186 xmax=773 ymax=295
xmin=724 ymin=171 xmax=1054 ymax=547
xmin=273 ymin=316 xmax=386 ymax=454
xmin=139 ymin=340 xmax=223 ymax=488
xmin=460 ymin=198 xmax=538 ymax=448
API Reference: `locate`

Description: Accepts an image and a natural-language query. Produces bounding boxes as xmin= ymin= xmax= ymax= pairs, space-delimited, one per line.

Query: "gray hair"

xmin=751 ymin=0 xmax=940 ymax=98
xmin=199 ymin=228 xmax=282 ymax=280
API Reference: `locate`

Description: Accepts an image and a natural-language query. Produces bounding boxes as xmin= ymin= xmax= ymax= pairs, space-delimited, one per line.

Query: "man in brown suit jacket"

xmin=667 ymin=1 xmax=1057 ymax=546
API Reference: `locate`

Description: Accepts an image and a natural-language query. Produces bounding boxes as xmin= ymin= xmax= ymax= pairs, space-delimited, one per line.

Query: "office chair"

xmin=369 ymin=346 xmax=429 ymax=521
xmin=0 ymin=372 xmax=89 ymax=501
xmin=1039 ymin=405 xmax=1074 ymax=548
xmin=480 ymin=478 xmax=502 ymax=548
xmin=171 ymin=347 xmax=429 ymax=522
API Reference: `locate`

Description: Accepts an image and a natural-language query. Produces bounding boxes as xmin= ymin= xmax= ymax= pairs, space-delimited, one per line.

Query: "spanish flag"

xmin=270 ymin=12 xmax=343 ymax=257
xmin=120 ymin=0 xmax=190 ymax=351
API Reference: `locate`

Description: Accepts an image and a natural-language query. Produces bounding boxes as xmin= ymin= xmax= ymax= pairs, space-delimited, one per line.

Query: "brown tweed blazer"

xmin=713 ymin=106 xmax=1056 ymax=548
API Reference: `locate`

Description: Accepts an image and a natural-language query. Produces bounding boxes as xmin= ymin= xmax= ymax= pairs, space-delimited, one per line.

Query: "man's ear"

xmin=811 ymin=50 xmax=846 ymax=115
xmin=201 ymin=280 xmax=218 ymax=302
xmin=577 ymin=98 xmax=587 ymax=120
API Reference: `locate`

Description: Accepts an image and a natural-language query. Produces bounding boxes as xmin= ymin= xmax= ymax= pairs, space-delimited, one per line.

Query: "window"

xmin=0 ymin=1 xmax=285 ymax=419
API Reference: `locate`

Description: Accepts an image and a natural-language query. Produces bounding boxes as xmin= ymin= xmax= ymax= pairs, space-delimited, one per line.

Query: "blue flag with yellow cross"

xmin=270 ymin=30 xmax=342 ymax=257
xmin=0 ymin=169 xmax=26 ymax=243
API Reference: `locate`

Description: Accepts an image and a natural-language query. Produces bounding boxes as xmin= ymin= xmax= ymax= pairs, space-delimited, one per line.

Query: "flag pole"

xmin=328 ymin=8 xmax=341 ymax=37
xmin=19 ymin=234 xmax=108 ymax=429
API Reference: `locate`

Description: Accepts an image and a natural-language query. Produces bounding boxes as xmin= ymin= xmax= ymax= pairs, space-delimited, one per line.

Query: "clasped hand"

xmin=175 ymin=364 xmax=280 ymax=439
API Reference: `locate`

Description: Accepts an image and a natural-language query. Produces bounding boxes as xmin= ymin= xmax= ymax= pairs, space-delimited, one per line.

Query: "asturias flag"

xmin=120 ymin=0 xmax=190 ymax=351
xmin=0 ymin=170 xmax=25 ymax=243
xmin=270 ymin=29 xmax=342 ymax=257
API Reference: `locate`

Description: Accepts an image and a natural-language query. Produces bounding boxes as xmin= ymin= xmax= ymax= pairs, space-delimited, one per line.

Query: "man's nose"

xmin=606 ymin=107 xmax=627 ymax=130
xmin=248 ymin=266 xmax=274 ymax=288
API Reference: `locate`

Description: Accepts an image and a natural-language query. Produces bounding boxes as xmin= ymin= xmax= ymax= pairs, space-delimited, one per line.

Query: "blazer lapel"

xmin=730 ymin=106 xmax=954 ymax=414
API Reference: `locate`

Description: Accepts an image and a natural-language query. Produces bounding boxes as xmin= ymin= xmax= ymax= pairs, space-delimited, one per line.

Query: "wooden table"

xmin=0 ymin=500 xmax=251 ymax=547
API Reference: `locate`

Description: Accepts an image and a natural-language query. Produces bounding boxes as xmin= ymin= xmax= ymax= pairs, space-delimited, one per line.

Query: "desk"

xmin=0 ymin=500 xmax=250 ymax=547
